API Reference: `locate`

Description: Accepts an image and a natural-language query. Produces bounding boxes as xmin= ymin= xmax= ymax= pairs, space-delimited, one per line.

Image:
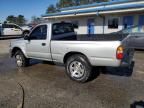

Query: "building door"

xmin=87 ymin=19 xmax=95 ymax=35
xmin=123 ymin=16 xmax=134 ymax=32
xmin=138 ymin=15 xmax=144 ymax=32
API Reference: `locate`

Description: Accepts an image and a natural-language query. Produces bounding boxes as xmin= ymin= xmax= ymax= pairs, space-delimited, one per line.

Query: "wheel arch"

xmin=11 ymin=47 xmax=25 ymax=57
xmin=63 ymin=52 xmax=91 ymax=65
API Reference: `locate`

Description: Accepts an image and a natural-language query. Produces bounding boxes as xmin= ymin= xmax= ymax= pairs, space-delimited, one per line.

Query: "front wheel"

xmin=65 ymin=54 xmax=92 ymax=83
xmin=15 ymin=51 xmax=29 ymax=67
xmin=23 ymin=31 xmax=29 ymax=37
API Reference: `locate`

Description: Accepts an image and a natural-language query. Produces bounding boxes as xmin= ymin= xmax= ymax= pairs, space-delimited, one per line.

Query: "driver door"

xmin=26 ymin=25 xmax=51 ymax=60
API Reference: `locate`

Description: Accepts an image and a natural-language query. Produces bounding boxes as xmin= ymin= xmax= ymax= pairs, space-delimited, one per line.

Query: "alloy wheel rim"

xmin=69 ymin=61 xmax=85 ymax=78
xmin=16 ymin=55 xmax=23 ymax=67
xmin=24 ymin=32 xmax=29 ymax=36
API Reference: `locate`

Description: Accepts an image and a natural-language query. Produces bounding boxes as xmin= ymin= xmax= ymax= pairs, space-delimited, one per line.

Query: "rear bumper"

xmin=120 ymin=50 xmax=134 ymax=67
xmin=121 ymin=61 xmax=131 ymax=67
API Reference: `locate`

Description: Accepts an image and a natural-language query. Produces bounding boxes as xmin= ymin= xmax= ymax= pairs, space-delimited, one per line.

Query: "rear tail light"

xmin=116 ymin=46 xmax=124 ymax=60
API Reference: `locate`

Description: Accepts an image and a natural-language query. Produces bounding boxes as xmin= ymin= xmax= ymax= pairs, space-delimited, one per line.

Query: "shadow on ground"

xmin=88 ymin=62 xmax=134 ymax=82
xmin=26 ymin=59 xmax=135 ymax=82
xmin=100 ymin=61 xmax=135 ymax=77
xmin=29 ymin=59 xmax=56 ymax=66
xmin=130 ymin=101 xmax=144 ymax=108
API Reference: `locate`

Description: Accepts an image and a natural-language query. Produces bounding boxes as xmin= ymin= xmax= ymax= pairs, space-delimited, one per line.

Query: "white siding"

xmin=45 ymin=14 xmax=144 ymax=34
xmin=95 ymin=17 xmax=104 ymax=34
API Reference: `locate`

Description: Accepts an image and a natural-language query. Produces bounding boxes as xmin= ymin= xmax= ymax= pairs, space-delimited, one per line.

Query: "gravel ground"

xmin=0 ymin=40 xmax=10 ymax=54
xmin=0 ymin=40 xmax=144 ymax=108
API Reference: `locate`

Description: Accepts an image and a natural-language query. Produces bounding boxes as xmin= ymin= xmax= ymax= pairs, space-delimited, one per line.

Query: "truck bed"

xmin=52 ymin=33 xmax=129 ymax=41
xmin=77 ymin=34 xmax=128 ymax=41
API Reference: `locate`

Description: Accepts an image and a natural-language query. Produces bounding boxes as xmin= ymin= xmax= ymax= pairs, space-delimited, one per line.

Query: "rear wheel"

xmin=15 ymin=51 xmax=29 ymax=67
xmin=65 ymin=54 xmax=92 ymax=83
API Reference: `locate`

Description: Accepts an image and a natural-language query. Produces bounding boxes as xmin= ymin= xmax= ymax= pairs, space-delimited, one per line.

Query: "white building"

xmin=42 ymin=0 xmax=144 ymax=34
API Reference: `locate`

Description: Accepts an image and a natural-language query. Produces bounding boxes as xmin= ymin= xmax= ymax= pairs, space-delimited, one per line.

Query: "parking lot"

xmin=0 ymin=40 xmax=144 ymax=108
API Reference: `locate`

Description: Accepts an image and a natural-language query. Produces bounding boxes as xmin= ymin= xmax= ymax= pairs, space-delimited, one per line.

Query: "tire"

xmin=15 ymin=50 xmax=29 ymax=67
xmin=65 ymin=54 xmax=92 ymax=83
xmin=23 ymin=31 xmax=29 ymax=37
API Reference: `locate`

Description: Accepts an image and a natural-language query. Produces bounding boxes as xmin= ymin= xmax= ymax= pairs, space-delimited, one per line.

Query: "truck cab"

xmin=10 ymin=22 xmax=75 ymax=60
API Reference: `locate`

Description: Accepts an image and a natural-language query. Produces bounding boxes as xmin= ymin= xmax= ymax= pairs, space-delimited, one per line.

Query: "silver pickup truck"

xmin=10 ymin=22 xmax=134 ymax=83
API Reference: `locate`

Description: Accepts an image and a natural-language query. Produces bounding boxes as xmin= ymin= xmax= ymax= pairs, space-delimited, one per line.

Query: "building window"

xmin=108 ymin=18 xmax=119 ymax=29
xmin=71 ymin=21 xmax=79 ymax=29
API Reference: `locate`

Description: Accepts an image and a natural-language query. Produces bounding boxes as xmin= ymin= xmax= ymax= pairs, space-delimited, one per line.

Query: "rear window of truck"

xmin=52 ymin=23 xmax=74 ymax=35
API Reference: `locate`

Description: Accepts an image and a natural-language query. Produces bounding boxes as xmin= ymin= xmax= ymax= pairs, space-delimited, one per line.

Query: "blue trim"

xmin=42 ymin=4 xmax=144 ymax=17
xmin=138 ymin=15 xmax=144 ymax=32
xmin=123 ymin=16 xmax=134 ymax=32
xmin=60 ymin=0 xmax=134 ymax=11
xmin=87 ymin=19 xmax=95 ymax=35
xmin=77 ymin=4 xmax=144 ymax=14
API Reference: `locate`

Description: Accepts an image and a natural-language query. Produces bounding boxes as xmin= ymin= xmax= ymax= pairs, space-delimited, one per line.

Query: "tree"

xmin=78 ymin=0 xmax=89 ymax=5
xmin=92 ymin=0 xmax=108 ymax=3
xmin=46 ymin=4 xmax=57 ymax=14
xmin=58 ymin=0 xmax=73 ymax=8
xmin=17 ymin=15 xmax=26 ymax=25
xmin=55 ymin=3 xmax=61 ymax=12
xmin=6 ymin=15 xmax=26 ymax=25
xmin=31 ymin=16 xmax=44 ymax=26
xmin=46 ymin=0 xmax=109 ymax=13
xmin=6 ymin=15 xmax=16 ymax=23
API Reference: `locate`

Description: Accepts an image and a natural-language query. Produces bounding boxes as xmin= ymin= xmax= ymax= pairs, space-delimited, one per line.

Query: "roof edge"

xmin=42 ymin=4 xmax=144 ymax=18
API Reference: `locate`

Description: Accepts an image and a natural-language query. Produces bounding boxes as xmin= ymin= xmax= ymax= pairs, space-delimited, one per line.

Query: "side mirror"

xmin=24 ymin=35 xmax=30 ymax=40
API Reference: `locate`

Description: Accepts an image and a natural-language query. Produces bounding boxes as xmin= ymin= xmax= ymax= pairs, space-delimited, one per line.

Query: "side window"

xmin=108 ymin=18 xmax=119 ymax=29
xmin=30 ymin=25 xmax=47 ymax=40
xmin=13 ymin=25 xmax=21 ymax=29
xmin=122 ymin=26 xmax=140 ymax=34
xmin=3 ymin=24 xmax=21 ymax=29
xmin=9 ymin=25 xmax=14 ymax=28
xmin=71 ymin=21 xmax=79 ymax=29
xmin=0 ymin=25 xmax=2 ymax=31
xmin=2 ymin=24 xmax=11 ymax=28
xmin=3 ymin=24 xmax=14 ymax=28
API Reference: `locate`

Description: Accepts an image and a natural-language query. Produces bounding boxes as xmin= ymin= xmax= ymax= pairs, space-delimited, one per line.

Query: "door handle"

xmin=42 ymin=43 xmax=46 ymax=46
